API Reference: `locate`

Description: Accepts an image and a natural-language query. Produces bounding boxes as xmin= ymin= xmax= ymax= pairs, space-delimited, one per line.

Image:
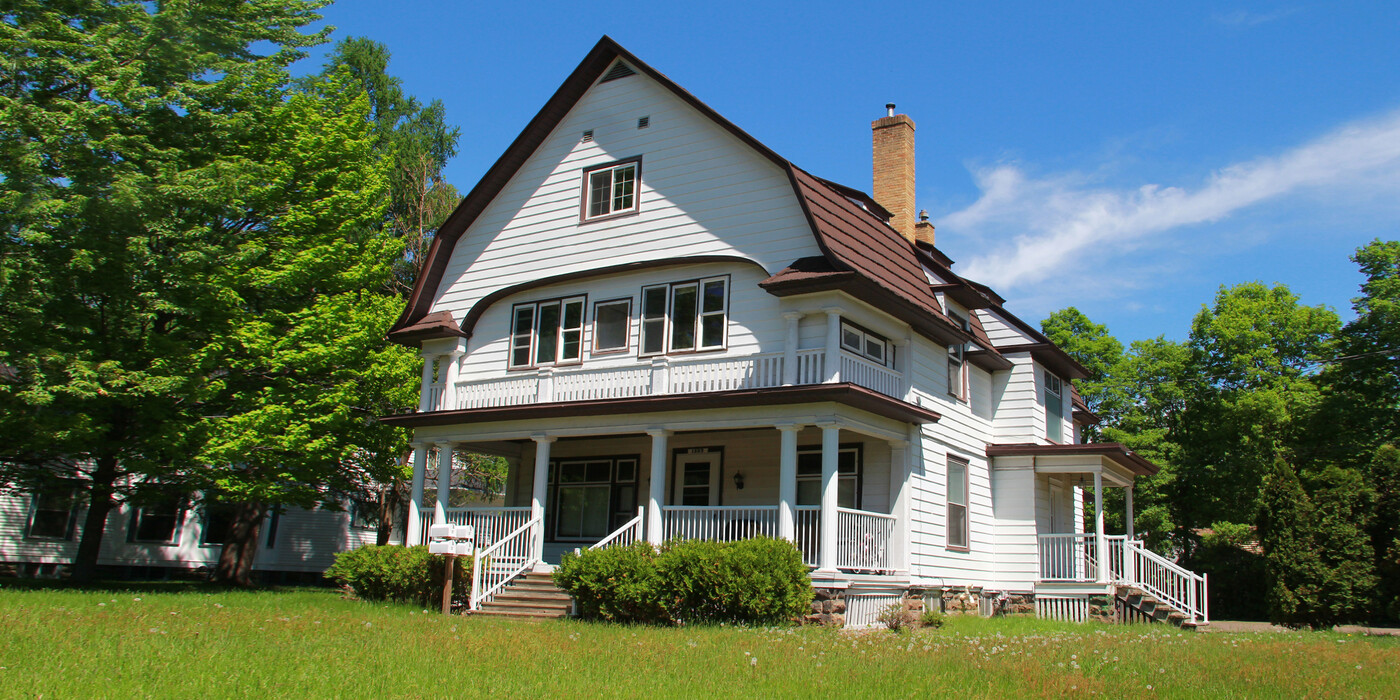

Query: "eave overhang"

xmin=985 ymin=442 xmax=1159 ymax=477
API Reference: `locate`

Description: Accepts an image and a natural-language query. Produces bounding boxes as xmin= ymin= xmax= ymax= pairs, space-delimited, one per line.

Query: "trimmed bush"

xmin=920 ymin=608 xmax=946 ymax=629
xmin=324 ymin=545 xmax=471 ymax=606
xmin=553 ymin=536 xmax=813 ymax=625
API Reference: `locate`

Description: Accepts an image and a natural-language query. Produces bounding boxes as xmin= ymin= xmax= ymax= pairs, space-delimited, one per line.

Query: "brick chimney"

xmin=872 ymin=103 xmax=916 ymax=241
xmin=914 ymin=209 xmax=935 ymax=247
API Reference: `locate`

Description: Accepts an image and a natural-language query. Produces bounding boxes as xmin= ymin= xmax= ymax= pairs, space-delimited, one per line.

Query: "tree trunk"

xmin=376 ymin=479 xmax=401 ymax=546
xmin=69 ymin=455 xmax=119 ymax=584
xmin=212 ymin=501 xmax=265 ymax=587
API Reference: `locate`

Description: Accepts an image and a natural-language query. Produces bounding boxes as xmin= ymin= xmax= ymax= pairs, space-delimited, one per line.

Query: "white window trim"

xmin=509 ymin=296 xmax=587 ymax=369
xmin=946 ymin=455 xmax=970 ymax=551
xmin=580 ymin=158 xmax=641 ymax=222
xmin=839 ymin=321 xmax=890 ymax=367
xmin=638 ymin=276 xmax=729 ymax=357
xmin=25 ymin=485 xmax=80 ymax=541
xmin=591 ymin=298 xmax=633 ymax=354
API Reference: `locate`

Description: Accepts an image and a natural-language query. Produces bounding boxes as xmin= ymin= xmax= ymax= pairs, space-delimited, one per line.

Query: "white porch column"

xmin=887 ymin=436 xmax=910 ymax=572
xmin=1124 ymin=482 xmax=1137 ymax=584
xmin=530 ymin=435 xmax=555 ymax=556
xmin=418 ymin=354 xmax=436 ymax=412
xmin=817 ymin=421 xmax=841 ymax=572
xmin=1094 ymin=471 xmax=1108 ymax=584
xmin=439 ymin=349 xmax=463 ymax=411
xmin=776 ymin=423 xmax=801 ymax=541
xmin=646 ymin=429 xmax=670 ymax=545
xmin=407 ymin=442 xmax=429 ymax=545
xmin=782 ymin=312 xmax=803 ymax=386
xmin=433 ymin=441 xmax=454 ymax=524
xmin=822 ymin=307 xmax=843 ymax=383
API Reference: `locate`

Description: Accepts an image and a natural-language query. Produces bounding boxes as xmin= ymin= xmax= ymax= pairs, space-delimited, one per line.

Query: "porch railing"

xmin=1038 ymin=534 xmax=1209 ymax=623
xmin=429 ymin=507 xmax=531 ymax=549
xmin=839 ymin=354 xmax=902 ymax=398
xmin=468 ymin=513 xmax=540 ymax=611
xmin=589 ymin=507 xmax=645 ymax=551
xmin=1128 ymin=541 xmax=1209 ymax=624
xmin=794 ymin=506 xmax=820 ymax=567
xmin=662 ymin=505 xmax=779 ymax=541
xmin=836 ymin=507 xmax=896 ymax=571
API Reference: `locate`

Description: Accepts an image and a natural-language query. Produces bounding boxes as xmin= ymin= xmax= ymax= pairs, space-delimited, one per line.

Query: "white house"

xmin=385 ymin=37 xmax=1206 ymax=627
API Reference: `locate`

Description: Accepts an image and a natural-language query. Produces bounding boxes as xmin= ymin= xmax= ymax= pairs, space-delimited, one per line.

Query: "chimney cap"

xmin=885 ymin=103 xmax=896 ymax=117
xmin=919 ymin=210 xmax=929 ymax=222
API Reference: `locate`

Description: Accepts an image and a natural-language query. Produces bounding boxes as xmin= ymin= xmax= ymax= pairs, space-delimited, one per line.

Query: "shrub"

xmin=877 ymin=602 xmax=912 ymax=632
xmin=553 ymin=536 xmax=814 ymax=625
xmin=324 ymin=545 xmax=471 ymax=606
xmin=553 ymin=541 xmax=662 ymax=622
xmin=919 ymin=608 xmax=945 ymax=629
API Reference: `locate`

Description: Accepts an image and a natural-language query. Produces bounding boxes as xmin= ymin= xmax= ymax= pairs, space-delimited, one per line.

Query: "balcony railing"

xmin=446 ymin=349 xmax=904 ymax=411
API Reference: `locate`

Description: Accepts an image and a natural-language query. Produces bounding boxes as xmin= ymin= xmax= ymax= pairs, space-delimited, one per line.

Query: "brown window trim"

xmin=508 ymin=294 xmax=588 ymax=371
xmin=591 ymin=297 xmax=633 ymax=355
xmin=946 ymin=454 xmax=970 ymax=552
xmin=578 ymin=156 xmax=643 ymax=224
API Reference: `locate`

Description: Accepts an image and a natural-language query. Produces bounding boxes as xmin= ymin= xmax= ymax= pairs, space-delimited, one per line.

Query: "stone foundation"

xmin=1087 ymin=594 xmax=1116 ymax=623
xmin=923 ymin=587 xmax=1038 ymax=618
xmin=806 ymin=587 xmax=847 ymax=627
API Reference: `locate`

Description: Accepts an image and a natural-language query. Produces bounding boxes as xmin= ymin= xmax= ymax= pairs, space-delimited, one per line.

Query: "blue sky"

xmin=301 ymin=1 xmax=1400 ymax=344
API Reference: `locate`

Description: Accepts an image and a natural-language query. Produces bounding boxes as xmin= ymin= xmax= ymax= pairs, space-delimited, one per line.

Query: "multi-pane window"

xmin=946 ymin=456 xmax=969 ymax=550
xmin=1045 ymin=370 xmax=1064 ymax=442
xmin=26 ymin=485 xmax=78 ymax=540
xmin=128 ymin=494 xmax=186 ymax=544
xmin=549 ymin=456 xmax=638 ymax=540
xmin=201 ymin=503 xmax=239 ymax=546
xmin=583 ymin=160 xmax=639 ymax=220
xmin=592 ymin=299 xmax=631 ymax=353
xmin=510 ymin=296 xmax=585 ymax=368
xmin=350 ymin=499 xmax=380 ymax=531
xmin=795 ymin=446 xmax=861 ymax=508
xmin=947 ymin=311 xmax=970 ymax=399
xmin=840 ymin=321 xmax=888 ymax=366
xmin=639 ymin=277 xmax=728 ymax=355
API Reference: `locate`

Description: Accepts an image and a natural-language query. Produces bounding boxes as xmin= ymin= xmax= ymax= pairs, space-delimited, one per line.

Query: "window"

xmin=795 ymin=445 xmax=862 ymax=508
xmin=26 ymin=485 xmax=79 ymax=540
xmin=592 ymin=298 xmax=631 ymax=353
xmin=638 ymin=277 xmax=728 ymax=355
xmin=350 ymin=499 xmax=380 ymax=531
xmin=128 ymin=494 xmax=186 ymax=544
xmin=947 ymin=311 xmax=970 ymax=399
xmin=946 ymin=456 xmax=969 ymax=550
xmin=510 ymin=296 xmax=585 ymax=368
xmin=200 ymin=503 xmax=238 ymax=546
xmin=549 ymin=456 xmax=639 ymax=541
xmin=840 ymin=321 xmax=888 ymax=366
xmin=1045 ymin=370 xmax=1064 ymax=442
xmin=582 ymin=159 xmax=639 ymax=221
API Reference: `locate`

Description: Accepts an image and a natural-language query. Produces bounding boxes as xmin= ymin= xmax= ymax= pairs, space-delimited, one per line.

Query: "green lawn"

xmin=1 ymin=582 xmax=1396 ymax=698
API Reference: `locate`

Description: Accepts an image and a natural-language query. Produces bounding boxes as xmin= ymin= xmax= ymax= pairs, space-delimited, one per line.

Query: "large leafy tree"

xmin=1041 ymin=307 xmax=1127 ymax=439
xmin=0 ymin=0 xmax=330 ymax=582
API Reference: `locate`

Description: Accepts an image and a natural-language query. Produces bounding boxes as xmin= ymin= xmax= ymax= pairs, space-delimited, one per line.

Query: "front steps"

xmin=1115 ymin=586 xmax=1207 ymax=629
xmin=472 ymin=571 xmax=571 ymax=620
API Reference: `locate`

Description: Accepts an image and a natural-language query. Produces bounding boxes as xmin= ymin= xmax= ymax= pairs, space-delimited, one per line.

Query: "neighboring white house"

xmin=0 ymin=486 xmax=394 ymax=581
xmin=383 ymin=37 xmax=1207 ymax=627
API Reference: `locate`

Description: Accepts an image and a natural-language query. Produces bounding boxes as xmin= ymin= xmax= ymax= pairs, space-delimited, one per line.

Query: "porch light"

xmin=732 ymin=472 xmax=745 ymax=490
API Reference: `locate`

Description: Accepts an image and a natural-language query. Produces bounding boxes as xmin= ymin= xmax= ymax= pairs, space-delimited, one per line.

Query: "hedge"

xmin=324 ymin=545 xmax=471 ymax=606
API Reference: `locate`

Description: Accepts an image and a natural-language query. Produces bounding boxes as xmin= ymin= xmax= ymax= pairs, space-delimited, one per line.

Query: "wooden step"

xmin=472 ymin=570 xmax=571 ymax=620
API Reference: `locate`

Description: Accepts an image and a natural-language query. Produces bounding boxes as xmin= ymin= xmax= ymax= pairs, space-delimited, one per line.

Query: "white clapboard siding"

xmin=428 ymin=69 xmax=820 ymax=325
xmin=976 ymin=308 xmax=1039 ymax=346
xmin=990 ymin=465 xmax=1040 ymax=589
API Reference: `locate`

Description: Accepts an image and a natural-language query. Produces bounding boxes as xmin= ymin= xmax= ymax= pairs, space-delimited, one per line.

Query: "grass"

xmin=1 ymin=581 xmax=1397 ymax=698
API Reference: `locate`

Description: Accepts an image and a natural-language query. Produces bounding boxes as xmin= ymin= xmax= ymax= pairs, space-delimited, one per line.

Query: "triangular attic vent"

xmin=600 ymin=61 xmax=637 ymax=83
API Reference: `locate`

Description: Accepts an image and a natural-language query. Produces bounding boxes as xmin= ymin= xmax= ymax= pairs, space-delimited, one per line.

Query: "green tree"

xmin=0 ymin=0 xmax=329 ymax=582
xmin=1041 ymin=307 xmax=1127 ymax=439
xmin=1368 ymin=445 xmax=1400 ymax=621
xmin=1257 ymin=458 xmax=1325 ymax=627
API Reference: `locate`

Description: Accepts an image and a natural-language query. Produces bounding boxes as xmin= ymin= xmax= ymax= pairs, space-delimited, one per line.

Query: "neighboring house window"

xmin=947 ymin=311 xmax=971 ymax=399
xmin=510 ymin=296 xmax=586 ymax=368
xmin=26 ymin=484 xmax=79 ymax=540
xmin=795 ymin=445 xmax=862 ymax=508
xmin=840 ymin=321 xmax=888 ymax=366
xmin=200 ymin=503 xmax=238 ymax=546
xmin=592 ymin=298 xmax=632 ymax=354
xmin=581 ymin=159 xmax=640 ymax=221
xmin=946 ymin=455 xmax=969 ymax=550
xmin=639 ymin=276 xmax=728 ymax=355
xmin=128 ymin=494 xmax=186 ymax=544
xmin=350 ymin=499 xmax=380 ymax=531
xmin=1045 ymin=370 xmax=1064 ymax=442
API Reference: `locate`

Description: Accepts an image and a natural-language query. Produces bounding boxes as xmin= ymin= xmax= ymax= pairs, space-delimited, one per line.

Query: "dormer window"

xmin=840 ymin=321 xmax=888 ymax=366
xmin=510 ymin=296 xmax=586 ymax=368
xmin=581 ymin=158 xmax=640 ymax=222
xmin=947 ymin=310 xmax=971 ymax=400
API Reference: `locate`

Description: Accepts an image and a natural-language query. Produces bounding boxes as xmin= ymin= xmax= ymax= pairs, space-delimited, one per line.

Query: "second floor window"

xmin=840 ymin=321 xmax=888 ymax=366
xmin=1045 ymin=370 xmax=1064 ymax=442
xmin=640 ymin=277 xmax=727 ymax=355
xmin=511 ymin=296 xmax=586 ymax=368
xmin=583 ymin=159 xmax=640 ymax=221
xmin=947 ymin=311 xmax=970 ymax=400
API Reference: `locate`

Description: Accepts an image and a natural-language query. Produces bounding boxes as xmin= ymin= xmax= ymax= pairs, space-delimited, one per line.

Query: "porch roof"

xmin=985 ymin=442 xmax=1159 ymax=477
xmin=381 ymin=382 xmax=941 ymax=429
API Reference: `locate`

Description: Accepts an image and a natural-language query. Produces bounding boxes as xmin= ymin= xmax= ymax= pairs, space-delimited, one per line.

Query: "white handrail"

xmin=1125 ymin=540 xmax=1209 ymax=623
xmin=835 ymin=507 xmax=896 ymax=572
xmin=468 ymin=513 xmax=540 ymax=611
xmin=589 ymin=507 xmax=645 ymax=550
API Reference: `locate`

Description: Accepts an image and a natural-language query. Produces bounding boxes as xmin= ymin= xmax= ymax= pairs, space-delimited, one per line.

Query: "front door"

xmin=1049 ymin=479 xmax=1069 ymax=532
xmin=673 ymin=451 xmax=721 ymax=506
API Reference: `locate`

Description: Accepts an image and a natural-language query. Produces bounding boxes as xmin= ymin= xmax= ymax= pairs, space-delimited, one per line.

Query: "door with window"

xmin=673 ymin=452 xmax=721 ymax=506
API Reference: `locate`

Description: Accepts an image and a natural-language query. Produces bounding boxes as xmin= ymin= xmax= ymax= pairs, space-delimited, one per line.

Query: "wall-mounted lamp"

xmin=732 ymin=472 xmax=745 ymax=490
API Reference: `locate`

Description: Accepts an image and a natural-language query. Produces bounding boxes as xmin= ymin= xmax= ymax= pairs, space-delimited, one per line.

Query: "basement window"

xmin=581 ymin=158 xmax=640 ymax=222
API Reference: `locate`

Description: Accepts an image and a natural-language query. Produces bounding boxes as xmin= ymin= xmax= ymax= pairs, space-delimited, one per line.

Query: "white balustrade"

xmin=423 ymin=383 xmax=445 ymax=411
xmin=794 ymin=506 xmax=820 ymax=567
xmin=1125 ymin=540 xmax=1209 ymax=624
xmin=662 ymin=505 xmax=780 ymax=542
xmin=456 ymin=375 xmax=538 ymax=409
xmin=441 ymin=507 xmax=531 ymax=549
xmin=835 ymin=507 xmax=896 ymax=571
xmin=668 ymin=353 xmax=784 ymax=393
xmin=1038 ymin=534 xmax=1207 ymax=623
xmin=554 ymin=366 xmax=652 ymax=402
xmin=469 ymin=513 xmax=541 ymax=610
xmin=1038 ymin=533 xmax=1127 ymax=581
xmin=589 ymin=507 xmax=645 ymax=551
xmin=840 ymin=353 xmax=902 ymax=397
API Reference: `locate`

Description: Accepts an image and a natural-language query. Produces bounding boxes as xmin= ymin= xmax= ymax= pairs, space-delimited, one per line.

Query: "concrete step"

xmin=472 ymin=609 xmax=565 ymax=620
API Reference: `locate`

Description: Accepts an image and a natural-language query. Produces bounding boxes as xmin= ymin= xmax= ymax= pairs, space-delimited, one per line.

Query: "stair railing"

xmin=589 ymin=507 xmax=644 ymax=551
xmin=1124 ymin=540 xmax=1209 ymax=624
xmin=469 ymin=513 xmax=541 ymax=611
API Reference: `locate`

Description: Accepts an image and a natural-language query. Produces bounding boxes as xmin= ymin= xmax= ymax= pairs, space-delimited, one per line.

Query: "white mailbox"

xmin=427 ymin=523 xmax=475 ymax=556
xmin=428 ymin=524 xmax=455 ymax=540
xmin=428 ymin=540 xmax=454 ymax=555
xmin=452 ymin=525 xmax=475 ymax=542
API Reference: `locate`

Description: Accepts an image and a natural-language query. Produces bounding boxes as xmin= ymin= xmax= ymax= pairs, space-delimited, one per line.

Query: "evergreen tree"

xmin=1257 ymin=457 xmax=1324 ymax=627
xmin=1368 ymin=445 xmax=1400 ymax=621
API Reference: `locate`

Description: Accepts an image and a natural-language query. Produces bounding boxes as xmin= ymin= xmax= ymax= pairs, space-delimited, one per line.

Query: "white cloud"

xmin=946 ymin=108 xmax=1400 ymax=299
xmin=1211 ymin=8 xmax=1300 ymax=27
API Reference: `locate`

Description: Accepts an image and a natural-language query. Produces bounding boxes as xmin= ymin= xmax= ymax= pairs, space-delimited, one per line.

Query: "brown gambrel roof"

xmin=388 ymin=36 xmax=975 ymax=350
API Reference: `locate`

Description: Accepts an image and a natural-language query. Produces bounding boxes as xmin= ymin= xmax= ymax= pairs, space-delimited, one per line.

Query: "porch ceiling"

xmin=382 ymin=383 xmax=940 ymax=430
